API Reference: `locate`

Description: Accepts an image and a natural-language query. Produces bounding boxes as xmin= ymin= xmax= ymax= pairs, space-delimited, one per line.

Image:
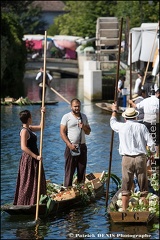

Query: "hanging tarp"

xmin=129 ymin=29 xmax=141 ymax=63
xmin=23 ymin=34 xmax=44 ymax=41
xmin=128 ymin=23 xmax=159 ymax=65
xmin=140 ymin=30 xmax=157 ymax=61
xmin=29 ymin=40 xmax=42 ymax=50
xmin=24 ymin=35 xmax=55 ymax=51
xmin=53 ymin=35 xmax=84 ymax=51
xmin=54 ymin=40 xmax=77 ymax=51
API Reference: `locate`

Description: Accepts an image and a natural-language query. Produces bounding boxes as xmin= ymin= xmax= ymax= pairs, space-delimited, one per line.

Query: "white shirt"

xmin=134 ymin=96 xmax=144 ymax=121
xmin=60 ymin=112 xmax=89 ymax=144
xmin=136 ymin=95 xmax=159 ymax=123
xmin=110 ymin=117 xmax=155 ymax=156
xmin=118 ymin=79 xmax=123 ymax=90
xmin=35 ymin=72 xmax=53 ymax=81
xmin=134 ymin=77 xmax=142 ymax=94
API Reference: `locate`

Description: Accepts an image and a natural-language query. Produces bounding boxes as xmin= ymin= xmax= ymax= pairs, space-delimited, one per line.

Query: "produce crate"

xmin=53 ymin=188 xmax=76 ymax=201
xmin=91 ymin=178 xmax=102 ymax=189
xmin=4 ymin=97 xmax=14 ymax=103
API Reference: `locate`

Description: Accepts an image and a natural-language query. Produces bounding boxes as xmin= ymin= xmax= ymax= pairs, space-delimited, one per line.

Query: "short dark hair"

xmin=70 ymin=98 xmax=81 ymax=105
xmin=19 ymin=110 xmax=31 ymax=124
xmin=120 ymin=75 xmax=125 ymax=81
xmin=146 ymin=74 xmax=153 ymax=82
xmin=138 ymin=70 xmax=144 ymax=77
xmin=138 ymin=89 xmax=145 ymax=96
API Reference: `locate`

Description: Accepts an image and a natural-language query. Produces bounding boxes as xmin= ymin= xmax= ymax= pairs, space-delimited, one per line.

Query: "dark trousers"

xmin=39 ymin=87 xmax=46 ymax=101
xmin=117 ymin=97 xmax=123 ymax=107
xmin=64 ymin=144 xmax=87 ymax=187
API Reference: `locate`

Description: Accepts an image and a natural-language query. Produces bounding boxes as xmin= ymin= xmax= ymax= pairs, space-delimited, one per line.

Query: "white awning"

xmin=128 ymin=23 xmax=159 ymax=65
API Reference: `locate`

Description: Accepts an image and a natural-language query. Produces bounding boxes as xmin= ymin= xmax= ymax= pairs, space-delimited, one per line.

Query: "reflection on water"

xmin=1 ymin=75 xmax=159 ymax=239
xmin=24 ymin=71 xmax=83 ymax=102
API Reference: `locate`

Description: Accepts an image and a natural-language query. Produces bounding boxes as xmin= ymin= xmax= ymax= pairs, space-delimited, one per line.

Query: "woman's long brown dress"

xmin=13 ymin=128 xmax=46 ymax=205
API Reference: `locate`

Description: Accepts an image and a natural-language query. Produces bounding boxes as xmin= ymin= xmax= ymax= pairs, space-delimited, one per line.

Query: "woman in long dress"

xmin=13 ymin=108 xmax=46 ymax=205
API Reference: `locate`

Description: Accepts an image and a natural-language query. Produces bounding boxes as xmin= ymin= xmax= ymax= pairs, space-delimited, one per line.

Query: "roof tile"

xmin=32 ymin=1 xmax=65 ymax=12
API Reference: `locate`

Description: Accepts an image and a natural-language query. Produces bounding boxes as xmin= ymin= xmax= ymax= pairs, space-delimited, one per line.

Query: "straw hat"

xmin=132 ymin=93 xmax=138 ymax=100
xmin=122 ymin=108 xmax=139 ymax=118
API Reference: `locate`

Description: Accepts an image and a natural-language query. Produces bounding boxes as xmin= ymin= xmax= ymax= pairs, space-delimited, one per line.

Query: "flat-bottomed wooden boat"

xmin=108 ymin=159 xmax=159 ymax=224
xmin=11 ymin=101 xmax=58 ymax=106
xmin=1 ymin=172 xmax=105 ymax=217
xmin=1 ymin=97 xmax=58 ymax=106
xmin=95 ymin=102 xmax=125 ymax=115
xmin=107 ymin=188 xmax=158 ymax=224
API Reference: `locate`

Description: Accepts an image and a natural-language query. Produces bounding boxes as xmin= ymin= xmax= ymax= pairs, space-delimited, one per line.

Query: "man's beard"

xmin=72 ymin=109 xmax=80 ymax=115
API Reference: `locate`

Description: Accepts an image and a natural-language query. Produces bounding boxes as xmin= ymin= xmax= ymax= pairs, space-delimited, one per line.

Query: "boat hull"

xmin=11 ymin=101 xmax=58 ymax=106
xmin=107 ymin=189 xmax=157 ymax=224
xmin=1 ymin=204 xmax=47 ymax=216
xmin=95 ymin=102 xmax=124 ymax=115
xmin=1 ymin=173 xmax=104 ymax=217
xmin=109 ymin=211 xmax=155 ymax=223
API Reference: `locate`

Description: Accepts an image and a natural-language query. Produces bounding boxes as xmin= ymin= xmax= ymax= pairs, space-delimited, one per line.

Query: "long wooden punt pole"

xmin=49 ymin=86 xmax=70 ymax=104
xmin=129 ymin=32 xmax=132 ymax=104
xmin=35 ymin=31 xmax=47 ymax=222
xmin=106 ymin=18 xmax=123 ymax=207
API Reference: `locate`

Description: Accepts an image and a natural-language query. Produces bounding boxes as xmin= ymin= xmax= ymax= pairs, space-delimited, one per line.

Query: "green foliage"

xmin=110 ymin=1 xmax=159 ymax=29
xmin=76 ymin=182 xmax=95 ymax=204
xmin=1 ymin=12 xmax=27 ymax=98
xmin=1 ymin=1 xmax=47 ymax=34
xmin=1 ymin=1 xmax=46 ymax=98
xmin=119 ymin=69 xmax=126 ymax=76
xmin=48 ymin=1 xmax=113 ymax=38
xmin=1 ymin=1 xmax=32 ymax=12
xmin=19 ymin=5 xmax=47 ymax=34
xmin=48 ymin=1 xmax=159 ymax=38
xmin=1 ymin=36 xmax=9 ymax=80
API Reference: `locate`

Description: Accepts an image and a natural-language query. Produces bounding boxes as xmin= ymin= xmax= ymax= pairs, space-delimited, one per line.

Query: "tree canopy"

xmin=48 ymin=1 xmax=114 ymax=38
xmin=48 ymin=1 xmax=159 ymax=37
xmin=1 ymin=1 xmax=46 ymax=98
xmin=1 ymin=12 xmax=27 ymax=98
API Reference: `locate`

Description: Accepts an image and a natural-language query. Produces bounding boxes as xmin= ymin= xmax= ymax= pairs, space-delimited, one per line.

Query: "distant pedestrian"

xmin=133 ymin=70 xmax=144 ymax=96
xmin=142 ymin=74 xmax=154 ymax=98
xmin=35 ymin=67 xmax=53 ymax=101
xmin=117 ymin=75 xmax=126 ymax=108
xmin=154 ymin=73 xmax=159 ymax=92
xmin=132 ymin=89 xmax=146 ymax=123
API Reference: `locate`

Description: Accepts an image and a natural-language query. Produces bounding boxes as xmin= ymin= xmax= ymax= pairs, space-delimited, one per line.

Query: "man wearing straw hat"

xmin=110 ymin=104 xmax=155 ymax=211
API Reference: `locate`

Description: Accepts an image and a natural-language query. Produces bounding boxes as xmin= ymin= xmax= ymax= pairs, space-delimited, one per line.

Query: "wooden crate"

xmin=53 ymin=188 xmax=76 ymax=201
xmin=4 ymin=97 xmax=14 ymax=103
xmin=91 ymin=178 xmax=102 ymax=189
xmin=109 ymin=211 xmax=155 ymax=223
